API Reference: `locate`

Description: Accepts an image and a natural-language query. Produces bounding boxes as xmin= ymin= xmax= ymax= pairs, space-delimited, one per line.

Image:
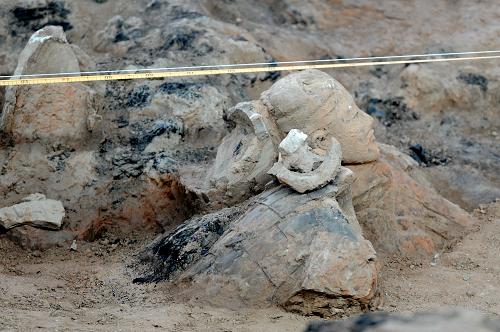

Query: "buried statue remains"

xmin=140 ymin=130 xmax=379 ymax=317
xmin=137 ymin=69 xmax=473 ymax=316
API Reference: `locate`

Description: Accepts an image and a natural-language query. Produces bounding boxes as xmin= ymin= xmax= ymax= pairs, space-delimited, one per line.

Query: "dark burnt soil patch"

xmin=133 ymin=206 xmax=244 ymax=283
xmin=169 ymin=6 xmax=205 ymax=21
xmin=457 ymin=72 xmax=488 ymax=92
xmin=158 ymin=82 xmax=204 ymax=99
xmin=0 ymin=86 xmax=5 ymax=112
xmin=10 ymin=1 xmax=72 ymax=35
xmin=127 ymin=85 xmax=151 ymax=108
xmin=364 ymin=97 xmax=419 ymax=127
xmin=163 ymin=28 xmax=201 ymax=51
xmin=408 ymin=143 xmax=449 ymax=167
xmin=160 ymin=26 xmax=215 ymax=56
xmin=129 ymin=119 xmax=183 ymax=151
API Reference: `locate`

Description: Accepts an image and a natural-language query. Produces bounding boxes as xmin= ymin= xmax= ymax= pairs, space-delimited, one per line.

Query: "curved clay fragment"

xmin=268 ymin=129 xmax=342 ymax=193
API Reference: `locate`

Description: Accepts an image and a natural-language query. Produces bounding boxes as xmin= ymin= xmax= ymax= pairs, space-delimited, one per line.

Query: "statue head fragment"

xmin=261 ymin=69 xmax=379 ymax=164
xmin=206 ymin=69 xmax=380 ymax=202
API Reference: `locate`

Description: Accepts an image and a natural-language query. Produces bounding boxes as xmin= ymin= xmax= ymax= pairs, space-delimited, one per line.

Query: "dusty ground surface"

xmin=380 ymin=201 xmax=500 ymax=317
xmin=1 ymin=202 xmax=498 ymax=331
xmin=0 ymin=230 xmax=315 ymax=332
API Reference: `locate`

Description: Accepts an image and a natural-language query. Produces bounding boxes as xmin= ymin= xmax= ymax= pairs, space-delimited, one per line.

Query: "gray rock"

xmin=0 ymin=194 xmax=65 ymax=230
xmin=92 ymin=16 xmax=144 ymax=55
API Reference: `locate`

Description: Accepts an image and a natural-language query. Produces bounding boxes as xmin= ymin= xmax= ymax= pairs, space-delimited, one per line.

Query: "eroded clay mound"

xmin=1 ymin=26 xmax=100 ymax=147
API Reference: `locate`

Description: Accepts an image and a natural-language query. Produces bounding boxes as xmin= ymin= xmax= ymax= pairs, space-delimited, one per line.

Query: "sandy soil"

xmin=0 ymin=232 xmax=314 ymax=332
xmin=1 ymin=201 xmax=498 ymax=331
xmin=380 ymin=201 xmax=500 ymax=317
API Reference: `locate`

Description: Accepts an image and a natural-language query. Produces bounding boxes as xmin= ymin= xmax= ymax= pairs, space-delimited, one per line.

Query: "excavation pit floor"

xmin=1 ymin=202 xmax=498 ymax=332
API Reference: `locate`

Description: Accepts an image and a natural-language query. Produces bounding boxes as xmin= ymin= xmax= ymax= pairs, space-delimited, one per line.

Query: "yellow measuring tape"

xmin=1 ymin=54 xmax=499 ymax=87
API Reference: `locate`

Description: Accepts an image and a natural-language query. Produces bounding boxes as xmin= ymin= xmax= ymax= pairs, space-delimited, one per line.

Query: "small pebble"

xmin=70 ymin=240 xmax=78 ymax=251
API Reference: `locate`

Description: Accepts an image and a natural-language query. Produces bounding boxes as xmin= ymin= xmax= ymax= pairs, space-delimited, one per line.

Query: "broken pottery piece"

xmin=206 ymin=100 xmax=282 ymax=202
xmin=0 ymin=194 xmax=65 ymax=230
xmin=268 ymin=129 xmax=342 ymax=193
xmin=177 ymin=167 xmax=376 ymax=317
xmin=274 ymin=129 xmax=319 ymax=173
xmin=279 ymin=129 xmax=309 ymax=156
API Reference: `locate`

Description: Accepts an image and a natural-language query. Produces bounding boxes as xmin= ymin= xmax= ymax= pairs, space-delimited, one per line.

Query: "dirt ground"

xmin=0 ymin=1 xmax=499 ymax=331
xmin=0 ymin=231 xmax=315 ymax=332
xmin=380 ymin=201 xmax=500 ymax=317
xmin=1 ymin=201 xmax=498 ymax=331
